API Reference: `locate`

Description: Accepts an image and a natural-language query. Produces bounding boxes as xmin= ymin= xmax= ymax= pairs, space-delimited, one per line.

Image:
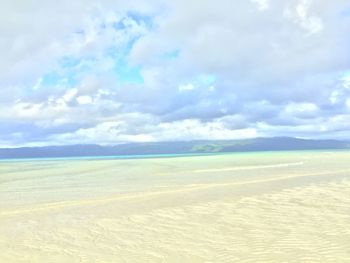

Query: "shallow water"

xmin=1 ymin=151 xmax=350 ymax=262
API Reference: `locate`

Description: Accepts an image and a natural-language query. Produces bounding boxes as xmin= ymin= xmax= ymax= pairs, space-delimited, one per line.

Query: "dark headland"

xmin=0 ymin=137 xmax=349 ymax=159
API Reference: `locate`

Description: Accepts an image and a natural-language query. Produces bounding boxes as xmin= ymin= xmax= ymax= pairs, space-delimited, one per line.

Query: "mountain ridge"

xmin=1 ymin=137 xmax=349 ymax=159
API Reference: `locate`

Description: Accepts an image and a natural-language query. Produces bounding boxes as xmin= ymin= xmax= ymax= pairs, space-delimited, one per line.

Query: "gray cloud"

xmin=1 ymin=0 xmax=350 ymax=146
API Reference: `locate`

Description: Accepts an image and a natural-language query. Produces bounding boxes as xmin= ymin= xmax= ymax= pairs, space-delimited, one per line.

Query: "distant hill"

xmin=0 ymin=137 xmax=349 ymax=159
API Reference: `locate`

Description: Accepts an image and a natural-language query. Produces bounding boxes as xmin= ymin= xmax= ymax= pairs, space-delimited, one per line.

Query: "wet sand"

xmin=1 ymin=151 xmax=350 ymax=262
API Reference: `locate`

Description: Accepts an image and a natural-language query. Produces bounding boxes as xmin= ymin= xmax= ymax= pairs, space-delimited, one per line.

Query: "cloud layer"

xmin=1 ymin=0 xmax=350 ymax=146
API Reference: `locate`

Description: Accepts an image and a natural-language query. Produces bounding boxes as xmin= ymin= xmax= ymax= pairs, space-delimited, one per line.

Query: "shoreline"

xmin=0 ymin=148 xmax=349 ymax=163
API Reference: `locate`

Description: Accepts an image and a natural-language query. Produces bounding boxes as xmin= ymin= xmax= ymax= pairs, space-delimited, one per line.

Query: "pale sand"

xmin=1 ymin=151 xmax=350 ymax=262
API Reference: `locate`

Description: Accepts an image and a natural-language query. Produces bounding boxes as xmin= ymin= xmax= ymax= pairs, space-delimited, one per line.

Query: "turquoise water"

xmin=0 ymin=152 xmax=227 ymax=163
xmin=1 ymin=149 xmax=348 ymax=163
xmin=1 ymin=150 xmax=350 ymax=210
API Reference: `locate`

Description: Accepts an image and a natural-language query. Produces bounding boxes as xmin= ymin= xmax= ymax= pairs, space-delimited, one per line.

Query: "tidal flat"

xmin=1 ymin=151 xmax=350 ymax=262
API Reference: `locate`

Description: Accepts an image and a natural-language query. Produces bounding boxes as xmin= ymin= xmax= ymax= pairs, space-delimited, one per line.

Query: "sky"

xmin=1 ymin=0 xmax=350 ymax=147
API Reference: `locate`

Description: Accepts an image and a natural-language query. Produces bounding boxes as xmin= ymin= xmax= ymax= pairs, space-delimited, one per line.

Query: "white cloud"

xmin=62 ymin=88 xmax=78 ymax=103
xmin=251 ymin=0 xmax=270 ymax=11
xmin=284 ymin=0 xmax=324 ymax=35
xmin=1 ymin=0 xmax=350 ymax=146
xmin=13 ymin=102 xmax=43 ymax=118
xmin=284 ymin=102 xmax=319 ymax=117
xmin=342 ymin=75 xmax=350 ymax=90
xmin=50 ymin=117 xmax=258 ymax=145
xmin=178 ymin=83 xmax=195 ymax=92
xmin=77 ymin=95 xmax=93 ymax=105
xmin=346 ymin=99 xmax=350 ymax=109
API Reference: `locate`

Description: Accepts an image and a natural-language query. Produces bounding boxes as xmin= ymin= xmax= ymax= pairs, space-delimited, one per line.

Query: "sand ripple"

xmin=1 ymin=179 xmax=350 ymax=262
xmin=1 ymin=152 xmax=350 ymax=262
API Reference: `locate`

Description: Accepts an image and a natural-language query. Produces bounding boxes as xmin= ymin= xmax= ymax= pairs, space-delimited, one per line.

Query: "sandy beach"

xmin=1 ymin=151 xmax=350 ymax=262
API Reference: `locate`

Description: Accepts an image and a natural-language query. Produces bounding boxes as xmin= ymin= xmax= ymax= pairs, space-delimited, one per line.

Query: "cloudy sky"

xmin=1 ymin=0 xmax=350 ymax=147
